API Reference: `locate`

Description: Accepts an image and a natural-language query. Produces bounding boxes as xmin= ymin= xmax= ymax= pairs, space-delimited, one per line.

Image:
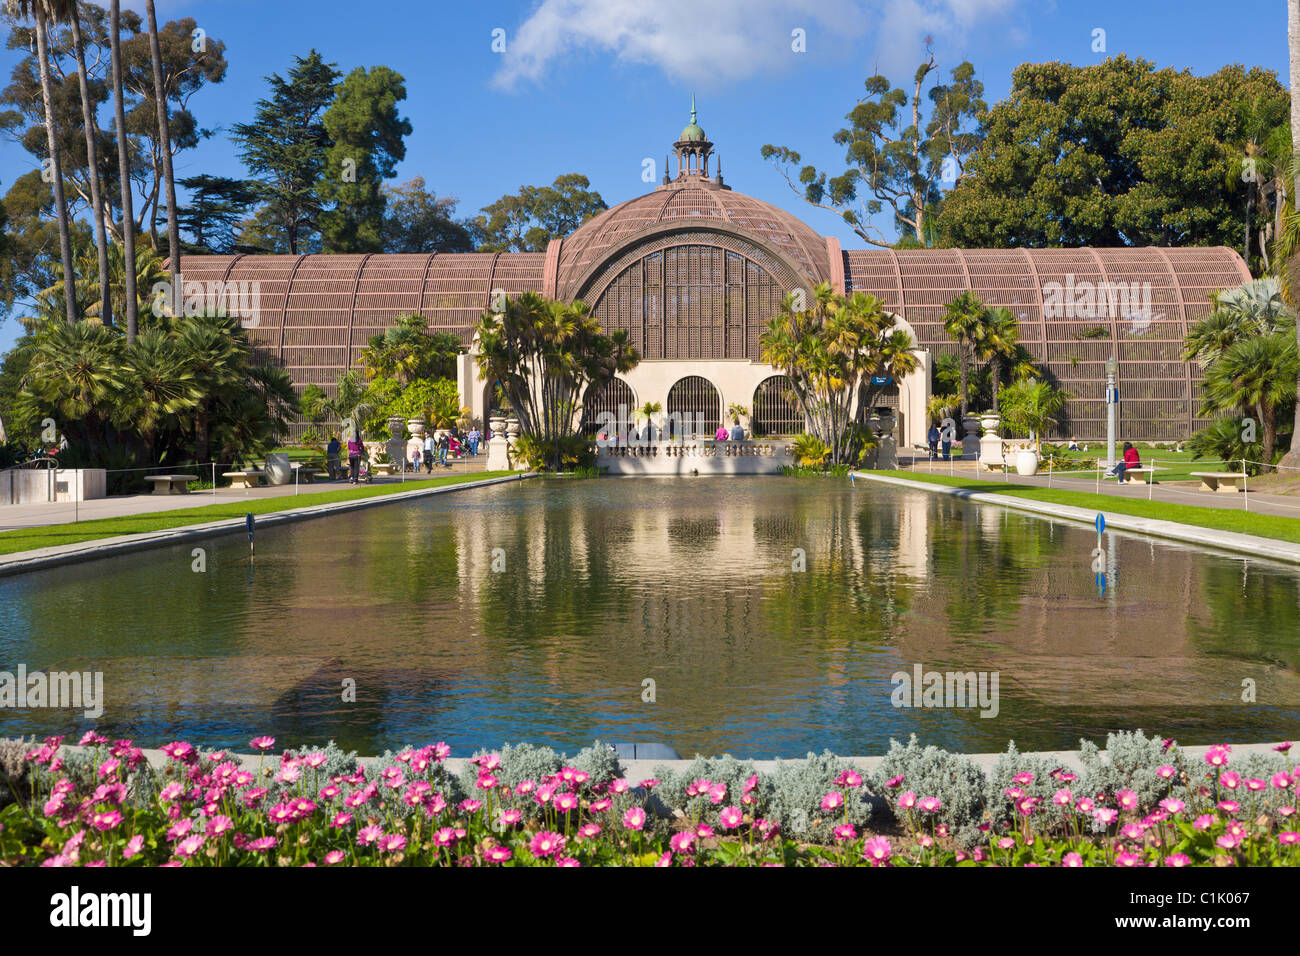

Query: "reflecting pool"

xmin=2 ymin=477 xmax=1298 ymax=757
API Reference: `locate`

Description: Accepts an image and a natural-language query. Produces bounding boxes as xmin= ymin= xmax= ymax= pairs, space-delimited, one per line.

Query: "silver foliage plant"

xmin=872 ymin=735 xmax=986 ymax=849
xmin=1076 ymin=730 xmax=1182 ymax=810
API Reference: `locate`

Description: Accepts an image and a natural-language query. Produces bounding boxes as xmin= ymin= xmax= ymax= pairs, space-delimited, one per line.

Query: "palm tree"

xmin=145 ymin=0 xmax=180 ymax=315
xmin=1201 ymin=333 xmax=1298 ymax=466
xmin=761 ymin=282 xmax=916 ymax=465
xmin=10 ymin=0 xmax=78 ymax=324
xmin=358 ymin=313 xmax=459 ymax=384
xmin=942 ymin=290 xmax=985 ymax=417
xmin=121 ymin=329 xmax=198 ymax=460
xmin=1000 ymin=377 xmax=1068 ymax=453
xmin=22 ymin=319 xmax=126 ymax=456
xmin=35 ymin=234 xmax=166 ymax=329
xmin=1184 ymin=278 xmax=1295 ymax=368
xmin=110 ymin=0 xmax=138 ymax=341
xmin=972 ymin=306 xmax=1036 ymax=413
xmin=172 ymin=314 xmax=246 ymax=462
xmin=636 ymin=400 xmax=661 ymax=438
xmin=51 ymin=0 xmax=112 ymax=328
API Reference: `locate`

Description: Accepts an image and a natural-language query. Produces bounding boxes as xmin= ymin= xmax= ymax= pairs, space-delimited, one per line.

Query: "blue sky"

xmin=0 ymin=0 xmax=1290 ymax=354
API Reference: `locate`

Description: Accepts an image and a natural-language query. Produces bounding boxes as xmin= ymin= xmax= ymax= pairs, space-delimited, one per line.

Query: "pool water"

xmin=2 ymin=477 xmax=1297 ymax=758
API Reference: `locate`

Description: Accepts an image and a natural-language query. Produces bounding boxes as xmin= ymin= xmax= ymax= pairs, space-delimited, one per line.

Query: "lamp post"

xmin=1105 ymin=355 xmax=1119 ymax=469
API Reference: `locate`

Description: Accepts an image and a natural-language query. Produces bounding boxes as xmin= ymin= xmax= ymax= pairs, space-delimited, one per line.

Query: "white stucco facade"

xmin=458 ymin=332 xmax=931 ymax=450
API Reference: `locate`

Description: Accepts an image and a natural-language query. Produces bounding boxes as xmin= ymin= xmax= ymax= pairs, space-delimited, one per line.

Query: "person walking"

xmin=423 ymin=431 xmax=436 ymax=474
xmin=468 ymin=427 xmax=481 ymax=456
xmin=437 ymin=431 xmax=450 ymax=468
xmin=346 ymin=435 xmax=364 ymax=484
xmin=326 ymin=435 xmax=341 ymax=480
xmin=927 ymin=424 xmax=940 ymax=461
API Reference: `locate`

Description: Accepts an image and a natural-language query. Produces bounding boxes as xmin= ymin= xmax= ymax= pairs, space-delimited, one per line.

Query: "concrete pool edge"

xmin=0 ymin=473 xmax=534 ymax=578
xmin=853 ymin=471 xmax=1300 ymax=565
xmin=3 ymin=739 xmax=1289 ymax=780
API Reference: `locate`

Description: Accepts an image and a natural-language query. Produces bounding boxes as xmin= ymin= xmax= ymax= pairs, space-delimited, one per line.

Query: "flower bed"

xmin=0 ymin=731 xmax=1296 ymax=867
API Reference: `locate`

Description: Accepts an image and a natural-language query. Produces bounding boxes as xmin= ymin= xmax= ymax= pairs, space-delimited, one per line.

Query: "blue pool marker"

xmin=1095 ymin=512 xmax=1105 ymax=536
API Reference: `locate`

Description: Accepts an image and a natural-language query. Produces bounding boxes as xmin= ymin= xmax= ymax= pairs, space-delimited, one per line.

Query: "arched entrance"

xmin=751 ymin=375 xmax=804 ymax=436
xmin=482 ymin=379 xmax=508 ymax=422
xmin=667 ymin=375 xmax=721 ymax=436
xmin=580 ymin=377 xmax=636 ymax=436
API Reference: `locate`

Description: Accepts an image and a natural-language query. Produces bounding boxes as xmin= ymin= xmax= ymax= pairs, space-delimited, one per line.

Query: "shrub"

xmin=984 ymin=741 xmax=1073 ymax=833
xmin=1076 ymin=730 xmax=1180 ymax=810
xmin=650 ymin=755 xmax=762 ymax=830
xmin=766 ymin=750 xmax=873 ymax=843
xmin=873 ymin=735 xmax=986 ymax=848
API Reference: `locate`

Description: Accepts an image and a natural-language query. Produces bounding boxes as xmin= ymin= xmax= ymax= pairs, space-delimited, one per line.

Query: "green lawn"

xmin=1038 ymin=446 xmax=1236 ymax=483
xmin=0 ymin=471 xmax=516 ymax=557
xmin=875 ymin=470 xmax=1300 ymax=545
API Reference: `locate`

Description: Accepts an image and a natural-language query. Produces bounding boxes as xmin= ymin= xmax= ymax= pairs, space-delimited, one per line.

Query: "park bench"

xmin=1118 ymin=466 xmax=1165 ymax=485
xmin=293 ymin=466 xmax=324 ymax=482
xmin=1189 ymin=471 xmax=1246 ymax=493
xmin=145 ymin=474 xmax=198 ymax=495
xmin=223 ymin=470 xmax=262 ymax=489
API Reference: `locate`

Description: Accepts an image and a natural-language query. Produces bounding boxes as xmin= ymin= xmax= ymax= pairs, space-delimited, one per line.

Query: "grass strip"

xmin=875 ymin=470 xmax=1300 ymax=545
xmin=0 ymin=471 xmax=517 ymax=556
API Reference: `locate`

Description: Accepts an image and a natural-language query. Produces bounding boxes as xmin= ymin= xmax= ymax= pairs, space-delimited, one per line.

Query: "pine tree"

xmin=231 ymin=50 xmax=340 ymax=254
xmin=318 ymin=66 xmax=411 ymax=253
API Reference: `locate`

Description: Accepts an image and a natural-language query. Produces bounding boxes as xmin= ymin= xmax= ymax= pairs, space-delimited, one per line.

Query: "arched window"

xmin=580 ymin=377 xmax=636 ymax=435
xmin=751 ymin=375 xmax=804 ymax=436
xmin=667 ymin=375 xmax=721 ymax=436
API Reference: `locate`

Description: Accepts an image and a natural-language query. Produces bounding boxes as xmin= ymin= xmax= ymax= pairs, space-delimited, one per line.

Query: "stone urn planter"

xmin=961 ymin=413 xmax=982 ymax=460
xmin=1015 ymin=447 xmax=1040 ymax=476
xmin=407 ymin=417 xmax=426 ymax=441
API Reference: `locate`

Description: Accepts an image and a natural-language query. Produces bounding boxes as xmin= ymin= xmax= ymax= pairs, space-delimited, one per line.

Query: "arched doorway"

xmin=667 ymin=375 xmax=721 ymax=437
xmin=482 ymin=378 xmax=510 ymax=424
xmin=751 ymin=375 xmax=804 ymax=436
xmin=580 ymin=377 xmax=635 ymax=436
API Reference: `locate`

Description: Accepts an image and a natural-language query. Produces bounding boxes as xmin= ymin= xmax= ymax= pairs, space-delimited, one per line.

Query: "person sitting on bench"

xmin=1108 ymin=441 xmax=1140 ymax=482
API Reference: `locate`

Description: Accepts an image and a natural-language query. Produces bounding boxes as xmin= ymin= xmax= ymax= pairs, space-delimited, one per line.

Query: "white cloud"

xmin=492 ymin=0 xmax=1022 ymax=90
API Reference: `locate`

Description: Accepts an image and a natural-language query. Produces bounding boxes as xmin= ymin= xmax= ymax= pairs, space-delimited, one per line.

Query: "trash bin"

xmin=263 ymin=452 xmax=292 ymax=486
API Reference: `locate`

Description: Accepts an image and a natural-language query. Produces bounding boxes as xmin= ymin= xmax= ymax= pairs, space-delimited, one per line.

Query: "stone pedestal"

xmin=961 ymin=414 xmax=982 ymax=460
xmin=485 ymin=417 xmax=510 ymax=471
xmin=869 ymin=415 xmax=897 ymax=470
xmin=385 ymin=416 xmax=406 ymax=470
xmin=978 ymin=413 xmax=1003 ymax=471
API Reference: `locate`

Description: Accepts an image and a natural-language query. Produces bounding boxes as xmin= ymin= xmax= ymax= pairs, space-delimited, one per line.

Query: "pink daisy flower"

xmin=530 ymin=831 xmax=566 ymax=858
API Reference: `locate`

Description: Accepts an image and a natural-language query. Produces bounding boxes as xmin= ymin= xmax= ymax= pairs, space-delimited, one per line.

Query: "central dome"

xmin=556 ymin=180 xmax=831 ymax=299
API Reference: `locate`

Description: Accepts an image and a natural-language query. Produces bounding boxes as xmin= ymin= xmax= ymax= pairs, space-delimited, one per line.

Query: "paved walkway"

xmin=897 ymin=455 xmax=1300 ymax=522
xmin=0 ymin=457 xmax=489 ymax=532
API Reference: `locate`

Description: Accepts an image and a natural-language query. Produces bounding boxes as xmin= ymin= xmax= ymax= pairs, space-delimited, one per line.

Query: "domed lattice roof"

xmin=556 ymin=181 xmax=831 ymax=299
